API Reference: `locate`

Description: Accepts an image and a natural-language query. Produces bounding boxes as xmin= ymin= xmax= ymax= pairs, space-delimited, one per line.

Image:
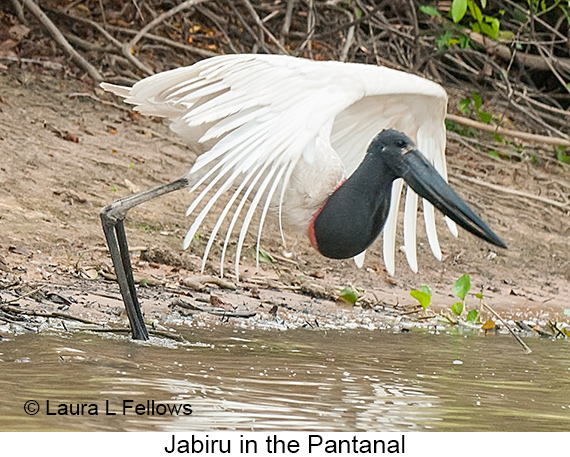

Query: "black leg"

xmin=101 ymin=217 xmax=148 ymax=340
xmin=100 ymin=177 xmax=189 ymax=340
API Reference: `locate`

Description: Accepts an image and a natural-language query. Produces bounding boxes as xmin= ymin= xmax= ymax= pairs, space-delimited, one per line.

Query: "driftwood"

xmin=447 ymin=114 xmax=570 ymax=148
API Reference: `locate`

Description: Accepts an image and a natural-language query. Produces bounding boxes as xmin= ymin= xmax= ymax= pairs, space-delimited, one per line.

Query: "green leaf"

xmin=459 ymin=98 xmax=472 ymax=114
xmin=339 ymin=287 xmax=358 ymax=305
xmin=468 ymin=1 xmax=483 ymax=23
xmin=436 ymin=31 xmax=454 ymax=49
xmin=466 ymin=309 xmax=479 ymax=323
xmin=477 ymin=110 xmax=493 ymax=124
xmin=481 ymin=0 xmax=487 ymax=8
xmin=451 ymin=0 xmax=468 ymax=22
xmin=494 ymin=133 xmax=503 ymax=143
xmin=421 ymin=284 xmax=433 ymax=297
xmin=480 ymin=18 xmax=499 ymax=39
xmin=257 ymin=247 xmax=275 ymax=264
xmin=470 ymin=21 xmax=481 ymax=34
xmin=557 ymin=149 xmax=570 ymax=164
xmin=410 ymin=290 xmax=431 ymax=310
xmin=488 ymin=151 xmax=500 ymax=159
xmin=419 ymin=5 xmax=441 ymax=17
xmin=451 ymin=301 xmax=464 ymax=316
xmin=459 ymin=34 xmax=470 ymax=48
xmin=453 ymin=274 xmax=471 ymax=300
xmin=475 ymin=292 xmax=483 ymax=299
xmin=488 ymin=17 xmax=500 ymax=36
xmin=472 ymin=92 xmax=483 ymax=109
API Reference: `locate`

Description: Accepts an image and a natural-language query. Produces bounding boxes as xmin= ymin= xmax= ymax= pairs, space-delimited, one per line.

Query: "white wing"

xmin=101 ymin=54 xmax=457 ymax=276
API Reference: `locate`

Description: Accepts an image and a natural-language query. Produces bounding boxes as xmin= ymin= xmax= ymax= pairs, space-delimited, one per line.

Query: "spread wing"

xmin=101 ymin=54 xmax=456 ymax=276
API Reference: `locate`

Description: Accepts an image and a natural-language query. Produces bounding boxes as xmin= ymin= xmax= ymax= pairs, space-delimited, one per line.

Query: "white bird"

xmin=100 ymin=54 xmax=505 ymax=340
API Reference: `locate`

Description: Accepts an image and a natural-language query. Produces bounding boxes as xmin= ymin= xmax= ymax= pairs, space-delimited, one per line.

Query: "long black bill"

xmin=401 ymin=149 xmax=507 ymax=249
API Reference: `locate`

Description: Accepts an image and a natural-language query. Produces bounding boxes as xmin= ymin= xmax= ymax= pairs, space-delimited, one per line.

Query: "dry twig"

xmin=21 ymin=0 xmax=103 ymax=82
xmin=447 ymin=114 xmax=570 ymax=147
xmin=480 ymin=299 xmax=533 ymax=354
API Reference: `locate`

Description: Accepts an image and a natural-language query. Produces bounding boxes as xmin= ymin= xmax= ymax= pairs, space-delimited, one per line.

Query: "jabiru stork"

xmin=100 ymin=54 xmax=506 ymax=341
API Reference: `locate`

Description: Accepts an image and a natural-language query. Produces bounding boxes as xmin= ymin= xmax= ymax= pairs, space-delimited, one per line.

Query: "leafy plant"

xmin=408 ymin=275 xmax=503 ymax=329
xmin=460 ymin=92 xmax=493 ymax=124
xmin=556 ymin=146 xmax=569 ymax=164
xmin=466 ymin=309 xmax=479 ymax=324
xmin=256 ymin=247 xmax=275 ymax=264
xmin=410 ymin=284 xmax=433 ymax=310
xmin=422 ymin=0 xmax=513 ymax=51
xmin=451 ymin=0 xmax=503 ymax=39
xmin=445 ymin=119 xmax=478 ymax=138
xmin=419 ymin=5 xmax=441 ymax=17
xmin=449 ymin=274 xmax=482 ymax=324
xmin=435 ymin=30 xmax=455 ymax=49
xmin=451 ymin=273 xmax=470 ymax=316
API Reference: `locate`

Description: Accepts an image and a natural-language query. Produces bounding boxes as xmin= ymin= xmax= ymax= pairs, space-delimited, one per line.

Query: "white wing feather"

xmin=101 ymin=54 xmax=456 ymax=276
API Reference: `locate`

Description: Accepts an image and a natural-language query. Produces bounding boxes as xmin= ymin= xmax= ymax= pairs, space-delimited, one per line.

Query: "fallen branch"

xmin=181 ymin=275 xmax=236 ymax=291
xmin=0 ymin=303 xmax=97 ymax=325
xmin=480 ymin=299 xmax=532 ymax=354
xmin=21 ymin=0 xmax=103 ymax=83
xmin=2 ymin=286 xmax=44 ymax=304
xmin=10 ymin=0 xmax=27 ymax=24
xmin=428 ymin=12 xmax=570 ymax=73
xmin=468 ymin=31 xmax=570 ymax=73
xmin=446 ymin=113 xmax=570 ymax=147
xmin=99 ymin=270 xmax=165 ymax=287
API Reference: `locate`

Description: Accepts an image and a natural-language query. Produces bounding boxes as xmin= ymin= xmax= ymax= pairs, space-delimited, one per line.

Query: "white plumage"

xmin=102 ymin=54 xmax=457 ymax=276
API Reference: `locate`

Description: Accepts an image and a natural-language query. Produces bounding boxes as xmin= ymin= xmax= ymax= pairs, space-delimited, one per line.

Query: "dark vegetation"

xmin=2 ymin=0 xmax=570 ymax=148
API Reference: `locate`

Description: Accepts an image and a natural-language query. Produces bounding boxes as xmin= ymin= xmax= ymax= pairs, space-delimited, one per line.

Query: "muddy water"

xmin=1 ymin=328 xmax=569 ymax=431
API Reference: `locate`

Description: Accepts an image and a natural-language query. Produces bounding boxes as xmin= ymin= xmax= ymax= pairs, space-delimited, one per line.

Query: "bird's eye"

xmin=395 ymin=139 xmax=406 ymax=149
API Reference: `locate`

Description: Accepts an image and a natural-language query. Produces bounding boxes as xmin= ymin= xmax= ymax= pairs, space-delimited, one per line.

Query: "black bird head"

xmin=370 ymin=129 xmax=507 ymax=249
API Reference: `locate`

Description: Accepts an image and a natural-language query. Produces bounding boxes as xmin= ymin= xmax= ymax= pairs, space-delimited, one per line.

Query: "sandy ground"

xmin=1 ymin=68 xmax=569 ymax=339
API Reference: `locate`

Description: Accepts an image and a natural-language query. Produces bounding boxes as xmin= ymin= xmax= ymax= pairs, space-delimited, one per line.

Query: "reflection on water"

xmin=1 ymin=327 xmax=569 ymax=431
